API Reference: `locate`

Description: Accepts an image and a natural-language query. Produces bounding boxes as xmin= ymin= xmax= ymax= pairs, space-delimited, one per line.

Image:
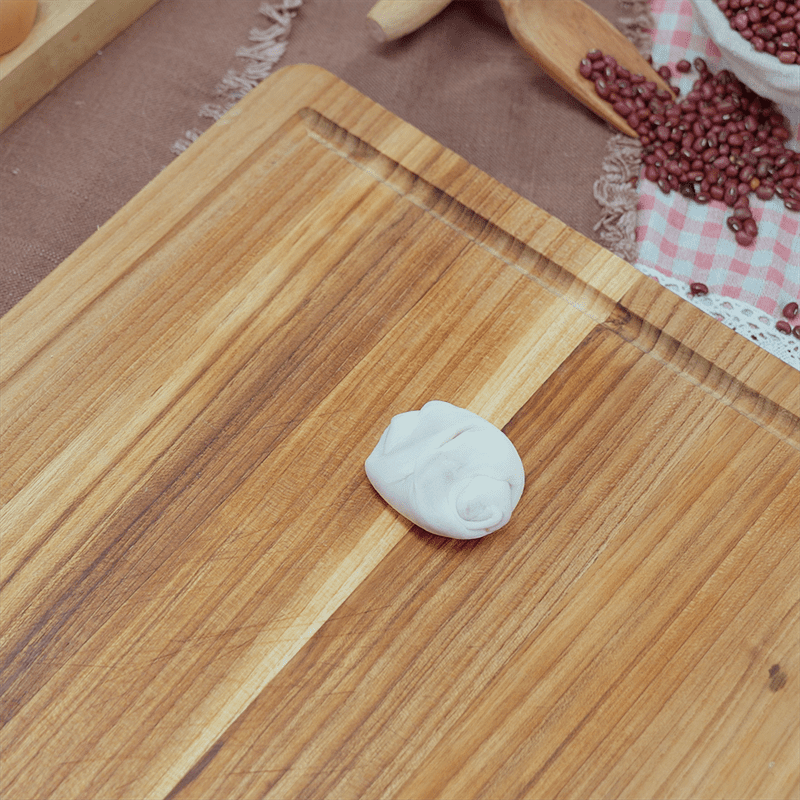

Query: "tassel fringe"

xmin=171 ymin=0 xmax=302 ymax=156
xmin=592 ymin=0 xmax=654 ymax=261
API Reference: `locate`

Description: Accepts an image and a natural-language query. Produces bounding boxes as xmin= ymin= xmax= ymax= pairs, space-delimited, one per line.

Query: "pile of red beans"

xmin=713 ymin=0 xmax=800 ymax=64
xmin=579 ymin=50 xmax=800 ymax=248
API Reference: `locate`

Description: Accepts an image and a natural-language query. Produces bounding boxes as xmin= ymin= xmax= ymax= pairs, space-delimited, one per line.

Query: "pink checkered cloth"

xmin=636 ymin=0 xmax=800 ymax=365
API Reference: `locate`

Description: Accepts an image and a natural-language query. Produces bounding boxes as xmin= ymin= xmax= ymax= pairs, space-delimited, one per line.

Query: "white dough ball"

xmin=365 ymin=400 xmax=525 ymax=539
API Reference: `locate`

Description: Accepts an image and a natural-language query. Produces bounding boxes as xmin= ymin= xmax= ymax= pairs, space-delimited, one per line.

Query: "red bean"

xmin=666 ymin=160 xmax=683 ymax=176
xmin=743 ymin=217 xmax=759 ymax=237
xmin=712 ymin=0 xmax=800 ymax=61
xmin=690 ymin=282 xmax=710 ymax=295
xmin=579 ymin=50 xmax=799 ymax=247
xmin=756 ymin=184 xmax=775 ymax=200
xmin=725 ymin=184 xmax=740 ymax=205
xmin=595 ymin=79 xmax=611 ymax=98
xmin=783 ymin=301 xmax=800 ymax=318
xmin=775 ymin=319 xmax=792 ymax=333
xmin=740 ymin=164 xmax=756 ymax=181
xmin=793 ymin=326 xmax=800 ymax=339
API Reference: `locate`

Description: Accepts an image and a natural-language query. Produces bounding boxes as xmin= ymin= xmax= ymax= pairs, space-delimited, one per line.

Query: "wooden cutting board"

xmin=1 ymin=64 xmax=798 ymax=800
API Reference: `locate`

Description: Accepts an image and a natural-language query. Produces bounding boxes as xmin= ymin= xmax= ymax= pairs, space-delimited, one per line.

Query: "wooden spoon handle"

xmin=367 ymin=0 xmax=454 ymax=42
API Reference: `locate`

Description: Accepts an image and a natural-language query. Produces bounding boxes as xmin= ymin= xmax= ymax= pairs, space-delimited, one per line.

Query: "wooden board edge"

xmin=616 ymin=274 xmax=800 ymax=419
xmin=0 ymin=64 xmax=633 ymax=359
xmin=2 ymin=62 xmax=794 ymax=423
xmin=0 ymin=0 xmax=161 ymax=132
xmin=0 ymin=64 xmax=342 ymax=373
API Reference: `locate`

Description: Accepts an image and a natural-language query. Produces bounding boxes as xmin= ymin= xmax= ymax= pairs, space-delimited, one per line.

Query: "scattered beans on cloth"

xmin=579 ymin=50 xmax=800 ymax=249
xmin=712 ymin=0 xmax=800 ymax=65
xmin=778 ymin=300 xmax=800 ymax=333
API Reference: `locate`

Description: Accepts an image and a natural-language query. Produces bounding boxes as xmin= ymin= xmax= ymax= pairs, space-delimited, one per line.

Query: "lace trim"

xmin=171 ymin=0 xmax=302 ymax=155
xmin=636 ymin=263 xmax=800 ymax=369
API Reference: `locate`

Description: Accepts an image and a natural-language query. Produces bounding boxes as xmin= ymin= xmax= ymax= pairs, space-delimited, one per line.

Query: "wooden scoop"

xmin=367 ymin=0 xmax=674 ymax=137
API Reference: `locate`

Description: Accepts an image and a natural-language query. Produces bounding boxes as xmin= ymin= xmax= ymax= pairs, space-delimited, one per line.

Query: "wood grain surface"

xmin=1 ymin=64 xmax=798 ymax=800
xmin=0 ymin=0 xmax=160 ymax=132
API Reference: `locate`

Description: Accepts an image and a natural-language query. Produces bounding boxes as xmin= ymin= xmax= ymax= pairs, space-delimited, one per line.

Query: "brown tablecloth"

xmin=0 ymin=0 xmax=635 ymax=317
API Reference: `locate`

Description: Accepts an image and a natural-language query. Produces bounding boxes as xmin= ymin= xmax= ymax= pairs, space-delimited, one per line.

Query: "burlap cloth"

xmin=0 ymin=0 xmax=634 ymax=317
